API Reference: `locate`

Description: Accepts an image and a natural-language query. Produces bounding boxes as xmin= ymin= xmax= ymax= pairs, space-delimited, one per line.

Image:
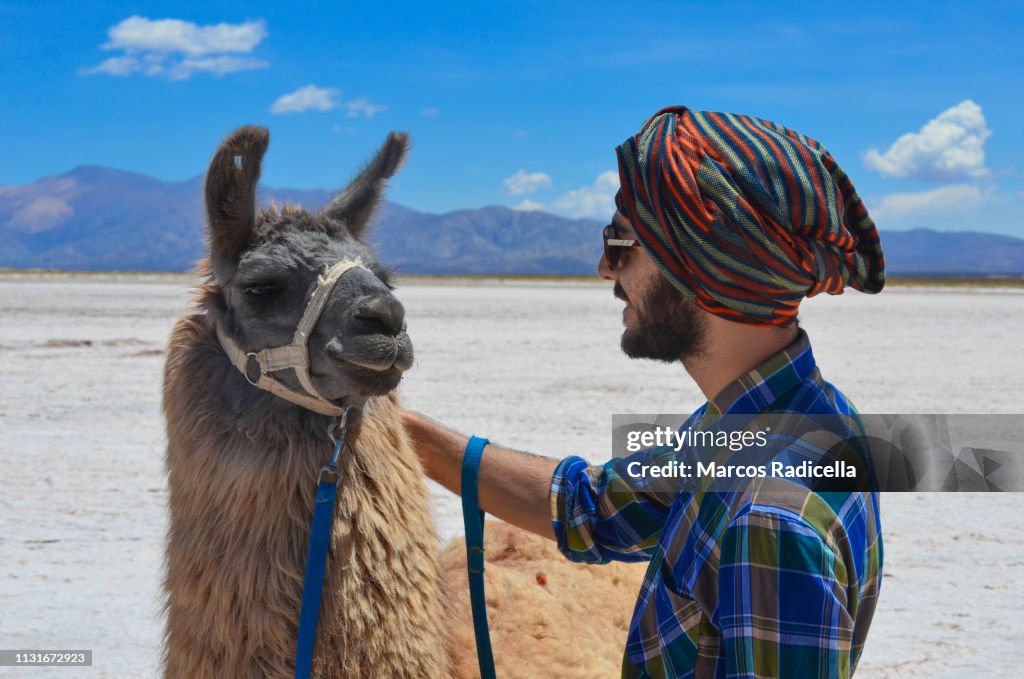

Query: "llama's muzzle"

xmin=325 ymin=331 xmax=414 ymax=374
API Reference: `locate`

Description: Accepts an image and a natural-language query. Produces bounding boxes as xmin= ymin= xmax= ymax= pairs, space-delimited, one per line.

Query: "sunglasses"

xmin=603 ymin=224 xmax=641 ymax=271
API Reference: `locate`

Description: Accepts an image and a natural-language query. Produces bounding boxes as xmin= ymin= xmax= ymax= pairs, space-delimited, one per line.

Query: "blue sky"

xmin=2 ymin=0 xmax=1022 ymax=235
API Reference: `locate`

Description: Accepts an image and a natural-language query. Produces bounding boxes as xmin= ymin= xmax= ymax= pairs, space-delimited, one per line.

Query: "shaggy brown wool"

xmin=164 ymin=316 xmax=449 ymax=678
xmin=441 ymin=522 xmax=641 ymax=678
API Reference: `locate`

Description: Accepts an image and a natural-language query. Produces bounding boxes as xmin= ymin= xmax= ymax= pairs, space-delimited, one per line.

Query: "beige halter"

xmin=216 ymin=259 xmax=369 ymax=416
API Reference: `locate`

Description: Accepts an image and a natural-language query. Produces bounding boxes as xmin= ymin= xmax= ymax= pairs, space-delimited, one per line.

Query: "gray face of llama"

xmin=204 ymin=126 xmax=413 ymax=408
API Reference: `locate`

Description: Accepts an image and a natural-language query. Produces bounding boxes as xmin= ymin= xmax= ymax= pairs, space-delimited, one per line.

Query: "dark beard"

xmin=617 ymin=275 xmax=706 ymax=363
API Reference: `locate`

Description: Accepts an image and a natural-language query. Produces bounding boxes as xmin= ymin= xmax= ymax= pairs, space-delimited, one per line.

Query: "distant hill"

xmin=876 ymin=229 xmax=1024 ymax=276
xmin=1 ymin=165 xmax=1022 ymax=276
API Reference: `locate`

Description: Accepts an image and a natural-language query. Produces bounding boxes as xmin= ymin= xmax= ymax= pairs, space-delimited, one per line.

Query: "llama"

xmin=162 ymin=126 xmax=643 ymax=678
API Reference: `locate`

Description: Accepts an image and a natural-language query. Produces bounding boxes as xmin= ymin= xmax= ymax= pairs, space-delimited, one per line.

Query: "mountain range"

xmin=2 ymin=165 xmax=1023 ymax=276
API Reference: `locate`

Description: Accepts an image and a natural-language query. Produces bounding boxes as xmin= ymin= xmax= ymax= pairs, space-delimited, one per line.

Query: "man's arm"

xmin=403 ymin=409 xmax=676 ymax=563
xmin=401 ymin=409 xmax=558 ymax=540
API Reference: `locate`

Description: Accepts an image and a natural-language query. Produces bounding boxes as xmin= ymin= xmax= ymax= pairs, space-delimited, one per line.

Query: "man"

xmin=403 ymin=106 xmax=884 ymax=678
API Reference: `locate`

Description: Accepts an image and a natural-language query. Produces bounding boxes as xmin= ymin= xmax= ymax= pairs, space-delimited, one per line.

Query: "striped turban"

xmin=615 ymin=106 xmax=885 ymax=326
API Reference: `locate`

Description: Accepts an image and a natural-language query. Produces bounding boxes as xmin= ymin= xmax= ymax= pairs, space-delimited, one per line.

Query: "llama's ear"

xmin=205 ymin=126 xmax=269 ymax=268
xmin=323 ymin=131 xmax=409 ymax=241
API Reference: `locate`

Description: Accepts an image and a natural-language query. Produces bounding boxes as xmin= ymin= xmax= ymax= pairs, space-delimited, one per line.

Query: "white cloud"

xmin=168 ymin=55 xmax=268 ymax=80
xmin=419 ymin=107 xmax=440 ymax=117
xmin=503 ymin=169 xmax=552 ymax=196
xmin=863 ymin=100 xmax=991 ymax=182
xmin=81 ymin=16 xmax=269 ymax=80
xmin=269 ymin=88 xmax=386 ymax=118
xmin=345 ymin=98 xmax=387 ymax=119
xmin=81 ymin=55 xmax=143 ymax=77
xmin=871 ymin=183 xmax=987 ymax=218
xmin=270 ymin=85 xmax=340 ymax=114
xmin=103 ymin=16 xmax=266 ymax=55
xmin=513 ymin=199 xmax=544 ymax=211
xmin=514 ymin=129 xmax=528 ymax=138
xmin=548 ymin=171 xmax=619 ymax=218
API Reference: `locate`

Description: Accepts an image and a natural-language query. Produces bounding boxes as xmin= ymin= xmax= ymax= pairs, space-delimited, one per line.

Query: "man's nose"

xmin=597 ymin=251 xmax=617 ymax=281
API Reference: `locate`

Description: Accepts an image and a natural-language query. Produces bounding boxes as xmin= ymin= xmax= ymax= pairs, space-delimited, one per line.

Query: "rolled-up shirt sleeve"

xmin=549 ymin=447 xmax=680 ymax=564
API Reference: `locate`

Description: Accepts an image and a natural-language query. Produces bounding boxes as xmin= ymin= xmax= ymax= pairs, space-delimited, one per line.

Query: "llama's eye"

xmin=243 ymin=282 xmax=282 ymax=297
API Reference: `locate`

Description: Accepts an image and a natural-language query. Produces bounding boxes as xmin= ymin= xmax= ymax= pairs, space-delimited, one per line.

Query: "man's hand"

xmin=400 ymin=409 xmax=559 ymax=540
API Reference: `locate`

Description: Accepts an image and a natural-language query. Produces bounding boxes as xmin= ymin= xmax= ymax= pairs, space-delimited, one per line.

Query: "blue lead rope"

xmin=462 ymin=435 xmax=496 ymax=679
xmin=294 ymin=417 xmax=348 ymax=679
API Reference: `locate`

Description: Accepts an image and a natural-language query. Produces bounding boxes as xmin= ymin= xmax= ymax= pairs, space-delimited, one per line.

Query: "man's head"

xmin=611 ymin=106 xmax=885 ymax=328
xmin=600 ymin=212 xmax=708 ymax=362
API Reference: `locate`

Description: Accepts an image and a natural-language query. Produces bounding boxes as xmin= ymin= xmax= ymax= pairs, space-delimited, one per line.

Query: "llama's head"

xmin=203 ymin=125 xmax=412 ymax=411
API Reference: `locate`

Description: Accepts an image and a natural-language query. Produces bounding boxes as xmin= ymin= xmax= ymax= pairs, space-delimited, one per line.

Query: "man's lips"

xmin=613 ymin=282 xmax=630 ymax=305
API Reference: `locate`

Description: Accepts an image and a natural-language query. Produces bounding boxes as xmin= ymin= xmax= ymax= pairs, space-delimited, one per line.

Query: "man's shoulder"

xmin=725 ymin=481 xmax=876 ymax=547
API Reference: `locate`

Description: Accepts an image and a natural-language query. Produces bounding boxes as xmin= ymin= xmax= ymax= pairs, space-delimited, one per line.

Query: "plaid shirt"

xmin=550 ymin=331 xmax=882 ymax=678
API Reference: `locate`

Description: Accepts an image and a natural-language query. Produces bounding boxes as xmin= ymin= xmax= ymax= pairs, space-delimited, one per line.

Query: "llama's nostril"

xmin=353 ymin=298 xmax=405 ymax=336
xmin=354 ymin=313 xmax=396 ymax=336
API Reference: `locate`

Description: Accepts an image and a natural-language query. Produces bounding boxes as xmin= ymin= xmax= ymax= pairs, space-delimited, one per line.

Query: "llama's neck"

xmin=162 ymin=315 xmax=449 ymax=678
